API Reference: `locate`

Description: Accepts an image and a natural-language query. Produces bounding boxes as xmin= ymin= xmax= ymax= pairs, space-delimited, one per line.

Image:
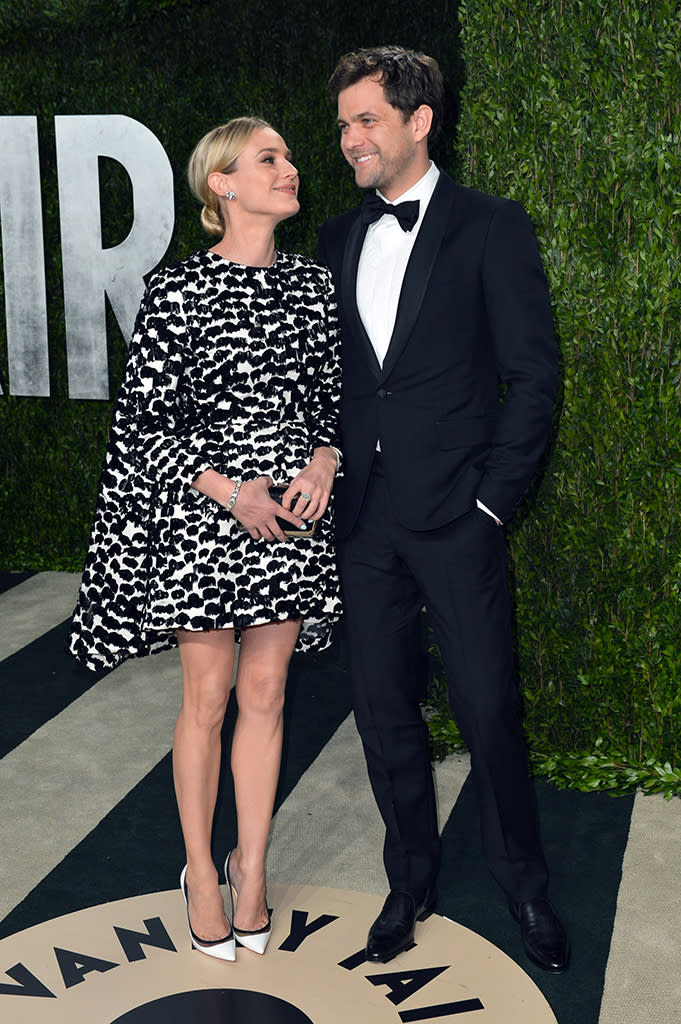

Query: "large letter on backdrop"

xmin=0 ymin=116 xmax=50 ymax=396
xmin=55 ymin=115 xmax=174 ymax=399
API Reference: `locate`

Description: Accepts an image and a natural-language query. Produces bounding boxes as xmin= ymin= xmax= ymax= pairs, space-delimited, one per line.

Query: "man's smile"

xmin=351 ymin=152 xmax=378 ymax=165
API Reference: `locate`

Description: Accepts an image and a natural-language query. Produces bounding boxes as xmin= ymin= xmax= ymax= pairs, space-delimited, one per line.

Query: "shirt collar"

xmin=376 ymin=161 xmax=440 ymax=210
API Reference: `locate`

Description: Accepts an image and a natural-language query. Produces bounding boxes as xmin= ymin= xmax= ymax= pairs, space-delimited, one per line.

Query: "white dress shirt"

xmin=356 ymin=162 xmax=501 ymax=524
xmin=356 ymin=162 xmax=439 ymax=366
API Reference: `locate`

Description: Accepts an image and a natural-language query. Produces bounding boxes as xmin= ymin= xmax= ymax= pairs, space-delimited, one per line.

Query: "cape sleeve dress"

xmin=68 ymin=249 xmax=342 ymax=672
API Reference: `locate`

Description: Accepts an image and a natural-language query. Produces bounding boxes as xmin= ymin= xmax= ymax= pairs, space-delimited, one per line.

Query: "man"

xmin=317 ymin=45 xmax=568 ymax=973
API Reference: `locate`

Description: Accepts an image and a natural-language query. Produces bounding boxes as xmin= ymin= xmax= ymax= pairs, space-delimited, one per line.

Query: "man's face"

xmin=337 ymin=75 xmax=422 ymax=200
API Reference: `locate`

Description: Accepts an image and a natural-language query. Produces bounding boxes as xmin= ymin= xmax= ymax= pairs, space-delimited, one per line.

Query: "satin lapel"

xmin=380 ymin=175 xmax=456 ymax=382
xmin=341 ymin=213 xmax=382 ymax=378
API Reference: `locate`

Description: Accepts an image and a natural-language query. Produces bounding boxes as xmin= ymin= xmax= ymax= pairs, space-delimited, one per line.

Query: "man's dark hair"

xmin=328 ymin=45 xmax=445 ymax=142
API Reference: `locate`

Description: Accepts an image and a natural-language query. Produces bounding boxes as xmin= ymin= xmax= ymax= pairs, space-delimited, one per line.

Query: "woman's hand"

xmin=232 ymin=476 xmax=305 ymax=541
xmin=281 ymin=447 xmax=337 ymax=522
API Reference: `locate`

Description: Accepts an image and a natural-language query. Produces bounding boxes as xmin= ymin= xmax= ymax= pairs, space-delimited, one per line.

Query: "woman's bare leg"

xmin=174 ymin=627 xmax=236 ymax=941
xmin=228 ymin=618 xmax=300 ymax=931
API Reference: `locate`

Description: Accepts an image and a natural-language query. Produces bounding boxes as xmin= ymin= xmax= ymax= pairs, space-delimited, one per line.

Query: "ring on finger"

xmin=300 ymin=492 xmax=312 ymax=503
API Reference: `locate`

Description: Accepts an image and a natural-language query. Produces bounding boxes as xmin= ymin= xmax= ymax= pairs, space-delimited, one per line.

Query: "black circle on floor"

xmin=110 ymin=989 xmax=314 ymax=1023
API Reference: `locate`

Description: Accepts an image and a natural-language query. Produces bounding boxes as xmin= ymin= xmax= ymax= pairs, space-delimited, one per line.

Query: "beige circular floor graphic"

xmin=0 ymin=885 xmax=557 ymax=1023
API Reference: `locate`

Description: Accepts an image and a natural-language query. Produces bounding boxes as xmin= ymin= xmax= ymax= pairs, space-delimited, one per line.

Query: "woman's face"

xmin=225 ymin=126 xmax=299 ymax=221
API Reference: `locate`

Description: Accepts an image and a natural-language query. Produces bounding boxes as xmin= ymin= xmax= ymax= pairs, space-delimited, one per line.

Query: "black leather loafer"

xmin=366 ymin=889 xmax=435 ymax=963
xmin=510 ymin=897 xmax=570 ymax=973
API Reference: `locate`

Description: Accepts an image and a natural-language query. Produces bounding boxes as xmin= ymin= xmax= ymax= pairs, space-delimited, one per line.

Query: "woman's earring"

xmin=224 ymin=191 xmax=237 ymax=200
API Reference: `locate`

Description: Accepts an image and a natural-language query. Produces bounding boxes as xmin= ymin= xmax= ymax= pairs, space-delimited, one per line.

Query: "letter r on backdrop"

xmin=55 ymin=115 xmax=175 ymax=399
xmin=0 ymin=115 xmax=174 ymax=399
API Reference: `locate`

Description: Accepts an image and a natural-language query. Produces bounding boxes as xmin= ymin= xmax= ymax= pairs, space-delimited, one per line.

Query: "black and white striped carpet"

xmin=1 ymin=572 xmax=678 ymax=1023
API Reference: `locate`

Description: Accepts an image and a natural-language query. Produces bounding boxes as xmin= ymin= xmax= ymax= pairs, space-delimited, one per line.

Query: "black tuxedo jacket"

xmin=317 ymin=171 xmax=558 ymax=539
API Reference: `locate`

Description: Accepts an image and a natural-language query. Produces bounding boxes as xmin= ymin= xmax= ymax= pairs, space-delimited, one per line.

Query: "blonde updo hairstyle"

xmin=188 ymin=116 xmax=272 ymax=236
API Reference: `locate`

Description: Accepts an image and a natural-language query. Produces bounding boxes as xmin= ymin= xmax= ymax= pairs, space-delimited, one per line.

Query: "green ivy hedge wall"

xmin=425 ymin=0 xmax=681 ymax=797
xmin=1 ymin=0 xmax=679 ymax=796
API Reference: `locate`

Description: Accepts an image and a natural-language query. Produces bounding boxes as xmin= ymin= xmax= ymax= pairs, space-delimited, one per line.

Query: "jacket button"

xmin=377 ymin=388 xmax=390 ymax=399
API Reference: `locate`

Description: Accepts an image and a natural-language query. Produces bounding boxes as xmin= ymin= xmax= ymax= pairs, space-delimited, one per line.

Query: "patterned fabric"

xmin=68 ymin=249 xmax=342 ymax=671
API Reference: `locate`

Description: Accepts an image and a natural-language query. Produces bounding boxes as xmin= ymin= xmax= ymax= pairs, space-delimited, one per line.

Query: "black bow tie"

xmin=361 ymin=192 xmax=420 ymax=232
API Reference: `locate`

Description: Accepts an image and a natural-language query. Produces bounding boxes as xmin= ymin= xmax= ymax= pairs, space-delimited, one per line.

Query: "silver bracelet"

xmin=225 ymin=479 xmax=242 ymax=512
xmin=330 ymin=446 xmax=342 ymax=472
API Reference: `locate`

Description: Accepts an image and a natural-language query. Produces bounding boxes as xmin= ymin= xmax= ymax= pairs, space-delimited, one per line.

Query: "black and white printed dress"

xmin=68 ymin=249 xmax=342 ymax=672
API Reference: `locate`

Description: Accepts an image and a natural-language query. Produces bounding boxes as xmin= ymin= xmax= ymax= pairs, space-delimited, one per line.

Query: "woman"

xmin=68 ymin=117 xmax=342 ymax=961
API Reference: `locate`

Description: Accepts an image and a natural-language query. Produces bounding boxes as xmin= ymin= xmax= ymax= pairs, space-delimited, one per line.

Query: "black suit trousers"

xmin=339 ymin=460 xmax=549 ymax=903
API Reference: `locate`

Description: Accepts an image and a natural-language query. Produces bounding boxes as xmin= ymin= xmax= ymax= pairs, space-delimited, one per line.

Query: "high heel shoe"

xmin=180 ymin=866 xmax=236 ymax=961
xmin=224 ymin=850 xmax=272 ymax=955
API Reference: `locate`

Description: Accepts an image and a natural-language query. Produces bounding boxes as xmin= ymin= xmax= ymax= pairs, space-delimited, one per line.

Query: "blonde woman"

xmin=69 ymin=118 xmax=342 ymax=960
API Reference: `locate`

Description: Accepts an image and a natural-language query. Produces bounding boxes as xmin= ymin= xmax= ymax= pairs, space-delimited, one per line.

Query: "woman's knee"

xmin=181 ymin=676 xmax=231 ymax=731
xmin=235 ymin=670 xmax=286 ymax=718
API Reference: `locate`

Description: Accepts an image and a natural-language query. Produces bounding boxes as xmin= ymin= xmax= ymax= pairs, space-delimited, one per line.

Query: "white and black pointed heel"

xmin=224 ymin=850 xmax=272 ymax=955
xmin=180 ymin=865 xmax=236 ymax=962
